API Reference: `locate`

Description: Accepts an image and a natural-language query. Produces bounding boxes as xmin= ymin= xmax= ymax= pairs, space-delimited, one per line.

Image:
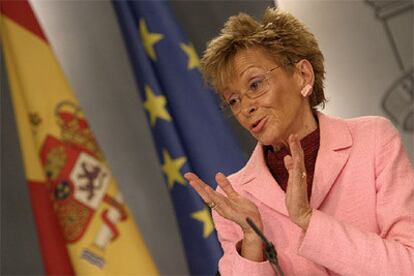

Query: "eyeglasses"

xmin=221 ymin=66 xmax=280 ymax=115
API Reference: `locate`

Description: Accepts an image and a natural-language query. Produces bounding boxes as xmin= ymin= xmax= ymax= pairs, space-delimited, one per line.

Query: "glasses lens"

xmin=220 ymin=100 xmax=236 ymax=117
xmin=220 ymin=103 xmax=236 ymax=117
xmin=221 ymin=69 xmax=273 ymax=115
xmin=246 ymin=75 xmax=270 ymax=99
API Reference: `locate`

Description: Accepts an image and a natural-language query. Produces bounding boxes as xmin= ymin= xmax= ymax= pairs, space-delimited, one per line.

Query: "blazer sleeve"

xmin=212 ymin=187 xmax=275 ymax=276
xmin=297 ymin=118 xmax=414 ymax=275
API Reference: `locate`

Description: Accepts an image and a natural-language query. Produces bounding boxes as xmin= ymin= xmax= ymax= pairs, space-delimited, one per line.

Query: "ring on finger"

xmin=207 ymin=202 xmax=217 ymax=209
xmin=301 ymin=171 xmax=307 ymax=179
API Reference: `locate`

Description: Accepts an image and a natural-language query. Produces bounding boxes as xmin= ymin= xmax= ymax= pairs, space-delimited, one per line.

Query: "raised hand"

xmin=184 ymin=172 xmax=263 ymax=235
xmin=185 ymin=172 xmax=265 ymax=261
xmin=283 ymin=134 xmax=313 ymax=231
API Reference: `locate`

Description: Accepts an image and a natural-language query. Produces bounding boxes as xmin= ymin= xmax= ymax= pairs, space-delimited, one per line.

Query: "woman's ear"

xmin=296 ymin=59 xmax=315 ymax=95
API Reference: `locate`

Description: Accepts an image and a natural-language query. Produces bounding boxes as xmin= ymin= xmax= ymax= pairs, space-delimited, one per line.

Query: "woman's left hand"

xmin=283 ymin=134 xmax=313 ymax=231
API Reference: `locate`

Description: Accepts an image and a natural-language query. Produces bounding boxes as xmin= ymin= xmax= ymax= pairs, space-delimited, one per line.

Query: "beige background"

xmin=278 ymin=0 xmax=413 ymax=162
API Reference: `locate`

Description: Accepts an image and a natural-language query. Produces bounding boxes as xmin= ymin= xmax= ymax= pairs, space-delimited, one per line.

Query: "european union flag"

xmin=113 ymin=1 xmax=245 ymax=274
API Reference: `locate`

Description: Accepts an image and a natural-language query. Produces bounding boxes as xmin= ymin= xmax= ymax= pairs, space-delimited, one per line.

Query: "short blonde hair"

xmin=201 ymin=7 xmax=326 ymax=109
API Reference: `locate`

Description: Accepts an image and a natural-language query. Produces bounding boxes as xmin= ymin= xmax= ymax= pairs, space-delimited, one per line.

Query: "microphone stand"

xmin=246 ymin=217 xmax=284 ymax=276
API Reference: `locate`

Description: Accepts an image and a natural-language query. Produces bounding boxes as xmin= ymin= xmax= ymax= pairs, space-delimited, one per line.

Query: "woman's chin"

xmin=256 ymin=135 xmax=275 ymax=147
xmin=254 ymin=131 xmax=282 ymax=147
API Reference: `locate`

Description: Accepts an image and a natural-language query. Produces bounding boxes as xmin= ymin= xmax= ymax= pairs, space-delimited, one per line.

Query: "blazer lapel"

xmin=235 ymin=112 xmax=352 ymax=215
xmin=310 ymin=112 xmax=353 ymax=209
xmin=239 ymin=145 xmax=289 ymax=216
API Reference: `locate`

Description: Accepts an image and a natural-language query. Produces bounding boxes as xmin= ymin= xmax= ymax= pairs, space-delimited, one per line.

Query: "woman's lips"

xmin=251 ymin=117 xmax=268 ymax=134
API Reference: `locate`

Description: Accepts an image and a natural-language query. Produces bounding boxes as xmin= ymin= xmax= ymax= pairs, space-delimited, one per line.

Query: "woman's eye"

xmin=250 ymin=78 xmax=264 ymax=92
xmin=228 ymin=97 xmax=239 ymax=106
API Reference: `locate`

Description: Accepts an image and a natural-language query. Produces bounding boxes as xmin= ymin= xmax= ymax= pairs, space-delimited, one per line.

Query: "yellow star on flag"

xmin=143 ymin=85 xmax=172 ymax=126
xmin=191 ymin=207 xmax=214 ymax=238
xmin=161 ymin=149 xmax=187 ymax=189
xmin=139 ymin=18 xmax=163 ymax=61
xmin=180 ymin=42 xmax=200 ymax=70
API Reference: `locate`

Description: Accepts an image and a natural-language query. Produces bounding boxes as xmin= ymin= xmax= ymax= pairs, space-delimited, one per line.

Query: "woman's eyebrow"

xmin=239 ymin=65 xmax=261 ymax=77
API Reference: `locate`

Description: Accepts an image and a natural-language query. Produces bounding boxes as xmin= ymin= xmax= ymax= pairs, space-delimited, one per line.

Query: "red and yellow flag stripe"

xmin=1 ymin=1 xmax=158 ymax=274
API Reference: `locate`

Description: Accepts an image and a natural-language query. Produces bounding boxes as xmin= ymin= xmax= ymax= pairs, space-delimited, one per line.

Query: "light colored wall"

xmin=278 ymin=0 xmax=414 ymax=162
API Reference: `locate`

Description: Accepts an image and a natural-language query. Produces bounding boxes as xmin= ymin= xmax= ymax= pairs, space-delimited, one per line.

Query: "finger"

xmin=284 ymin=155 xmax=297 ymax=196
xmin=189 ymin=180 xmax=212 ymax=203
xmin=185 ymin=172 xmax=212 ymax=186
xmin=288 ymin=134 xmax=305 ymax=173
xmin=215 ymin=172 xmax=238 ymax=198
xmin=184 ymin=172 xmax=200 ymax=182
xmin=295 ymin=134 xmax=305 ymax=161
xmin=204 ymin=184 xmax=230 ymax=212
xmin=289 ymin=134 xmax=302 ymax=161
xmin=184 ymin=172 xmax=212 ymax=203
xmin=286 ymin=136 xmax=307 ymax=188
xmin=283 ymin=154 xmax=294 ymax=171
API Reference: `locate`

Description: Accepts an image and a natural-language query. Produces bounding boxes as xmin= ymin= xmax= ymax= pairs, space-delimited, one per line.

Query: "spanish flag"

xmin=0 ymin=1 xmax=158 ymax=274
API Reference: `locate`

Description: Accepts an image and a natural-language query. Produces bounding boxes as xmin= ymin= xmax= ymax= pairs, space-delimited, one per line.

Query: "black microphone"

xmin=246 ymin=217 xmax=284 ymax=276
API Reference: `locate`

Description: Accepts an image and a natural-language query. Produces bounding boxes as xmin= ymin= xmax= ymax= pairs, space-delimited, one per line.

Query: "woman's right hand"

xmin=185 ymin=172 xmax=265 ymax=261
xmin=184 ymin=172 xmax=263 ymax=237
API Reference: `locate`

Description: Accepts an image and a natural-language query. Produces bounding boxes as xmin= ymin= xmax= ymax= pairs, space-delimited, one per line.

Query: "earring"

xmin=301 ymin=84 xmax=313 ymax=97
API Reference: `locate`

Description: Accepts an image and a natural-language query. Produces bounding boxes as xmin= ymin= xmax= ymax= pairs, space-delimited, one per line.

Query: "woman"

xmin=184 ymin=8 xmax=414 ymax=276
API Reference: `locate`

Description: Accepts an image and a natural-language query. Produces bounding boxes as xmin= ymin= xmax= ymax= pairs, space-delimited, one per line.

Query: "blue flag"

xmin=113 ymin=1 xmax=246 ymax=274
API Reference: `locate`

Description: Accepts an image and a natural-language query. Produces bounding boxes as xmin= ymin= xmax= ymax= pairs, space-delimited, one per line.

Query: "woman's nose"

xmin=240 ymin=98 xmax=257 ymax=116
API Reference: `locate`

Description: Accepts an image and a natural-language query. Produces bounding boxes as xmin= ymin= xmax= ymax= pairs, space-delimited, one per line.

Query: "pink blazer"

xmin=213 ymin=112 xmax=414 ymax=275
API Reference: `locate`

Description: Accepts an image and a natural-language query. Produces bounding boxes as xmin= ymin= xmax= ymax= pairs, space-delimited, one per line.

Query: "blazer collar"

xmin=238 ymin=112 xmax=352 ymax=214
xmin=310 ymin=112 xmax=352 ymax=209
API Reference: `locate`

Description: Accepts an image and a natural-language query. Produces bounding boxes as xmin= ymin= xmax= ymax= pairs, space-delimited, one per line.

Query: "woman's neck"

xmin=271 ymin=109 xmax=318 ymax=151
